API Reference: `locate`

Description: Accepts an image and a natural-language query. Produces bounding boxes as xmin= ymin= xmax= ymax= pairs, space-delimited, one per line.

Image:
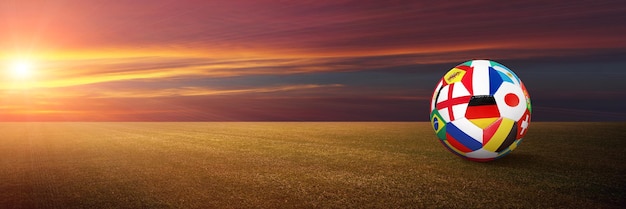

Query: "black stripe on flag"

xmin=468 ymin=95 xmax=497 ymax=106
xmin=496 ymin=122 xmax=518 ymax=152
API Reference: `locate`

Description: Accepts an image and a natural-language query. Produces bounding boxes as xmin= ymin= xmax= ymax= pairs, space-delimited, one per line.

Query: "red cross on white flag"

xmin=436 ymin=83 xmax=472 ymax=122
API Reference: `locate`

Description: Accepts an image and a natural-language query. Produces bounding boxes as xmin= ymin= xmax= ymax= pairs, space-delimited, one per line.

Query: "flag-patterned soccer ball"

xmin=430 ymin=60 xmax=531 ymax=162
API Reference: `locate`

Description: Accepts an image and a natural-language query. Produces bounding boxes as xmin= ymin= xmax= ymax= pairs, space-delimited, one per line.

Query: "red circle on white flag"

xmin=504 ymin=93 xmax=519 ymax=107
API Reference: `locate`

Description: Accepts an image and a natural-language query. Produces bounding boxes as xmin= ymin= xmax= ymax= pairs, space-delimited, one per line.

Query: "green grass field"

xmin=0 ymin=122 xmax=624 ymax=208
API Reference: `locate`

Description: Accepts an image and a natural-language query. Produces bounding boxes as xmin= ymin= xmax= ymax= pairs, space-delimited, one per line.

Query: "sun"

xmin=8 ymin=60 xmax=34 ymax=79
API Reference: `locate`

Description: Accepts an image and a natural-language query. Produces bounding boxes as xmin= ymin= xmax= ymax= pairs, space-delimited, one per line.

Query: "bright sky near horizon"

xmin=1 ymin=0 xmax=625 ymax=121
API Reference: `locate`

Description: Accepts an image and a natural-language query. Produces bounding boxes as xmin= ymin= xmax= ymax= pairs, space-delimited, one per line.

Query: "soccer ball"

xmin=430 ymin=60 xmax=531 ymax=162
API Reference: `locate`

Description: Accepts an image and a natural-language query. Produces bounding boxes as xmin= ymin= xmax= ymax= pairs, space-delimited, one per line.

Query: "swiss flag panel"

xmin=517 ymin=109 xmax=531 ymax=139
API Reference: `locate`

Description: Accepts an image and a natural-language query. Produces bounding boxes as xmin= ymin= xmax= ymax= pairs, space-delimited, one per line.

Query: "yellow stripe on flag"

xmin=469 ymin=117 xmax=498 ymax=129
xmin=443 ymin=68 xmax=466 ymax=84
xmin=508 ymin=139 xmax=520 ymax=151
xmin=483 ymin=118 xmax=515 ymax=152
xmin=432 ymin=114 xmax=444 ymax=134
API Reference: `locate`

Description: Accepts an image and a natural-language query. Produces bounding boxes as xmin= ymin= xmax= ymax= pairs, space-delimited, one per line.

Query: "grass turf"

xmin=0 ymin=122 xmax=624 ymax=208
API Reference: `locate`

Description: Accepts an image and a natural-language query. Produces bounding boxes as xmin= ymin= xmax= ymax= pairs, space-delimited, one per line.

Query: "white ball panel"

xmin=470 ymin=61 xmax=491 ymax=96
xmin=431 ymin=80 xmax=443 ymax=111
xmin=466 ymin=148 xmax=499 ymax=159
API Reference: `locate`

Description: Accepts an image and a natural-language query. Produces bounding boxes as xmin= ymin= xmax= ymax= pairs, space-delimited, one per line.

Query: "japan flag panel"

xmin=494 ymin=82 xmax=527 ymax=121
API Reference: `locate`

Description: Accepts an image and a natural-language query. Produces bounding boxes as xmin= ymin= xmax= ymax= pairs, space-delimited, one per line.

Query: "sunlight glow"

xmin=8 ymin=60 xmax=34 ymax=79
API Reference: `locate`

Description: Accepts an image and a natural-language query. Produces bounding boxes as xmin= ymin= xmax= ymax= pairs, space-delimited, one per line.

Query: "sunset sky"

xmin=1 ymin=0 xmax=625 ymax=121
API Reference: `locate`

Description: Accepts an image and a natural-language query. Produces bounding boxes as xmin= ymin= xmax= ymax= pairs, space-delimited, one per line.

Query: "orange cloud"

xmin=1 ymin=0 xmax=624 ymax=121
xmin=83 ymin=84 xmax=344 ymax=98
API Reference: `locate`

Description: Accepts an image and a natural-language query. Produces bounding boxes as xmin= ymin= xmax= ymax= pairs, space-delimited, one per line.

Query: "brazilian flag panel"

xmin=430 ymin=109 xmax=447 ymax=140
